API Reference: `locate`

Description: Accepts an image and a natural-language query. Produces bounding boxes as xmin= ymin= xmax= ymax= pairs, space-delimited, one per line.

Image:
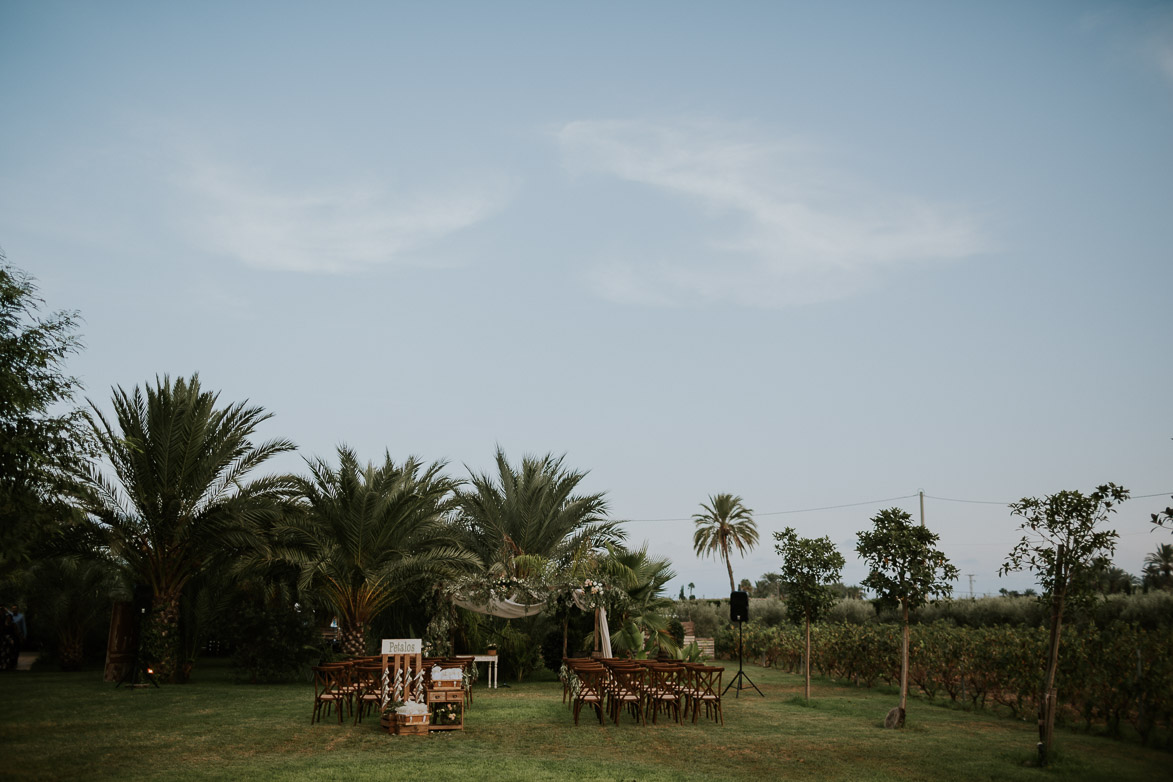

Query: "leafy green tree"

xmin=281 ymin=445 xmax=476 ymax=656
xmin=75 ymin=374 xmax=294 ymax=681
xmin=692 ymin=493 xmax=759 ymax=593
xmin=999 ymin=483 xmax=1128 ymax=765
xmin=1153 ymin=500 xmax=1172 ymax=532
xmin=774 ymin=527 xmax=845 ymax=700
xmin=856 ymin=508 xmax=958 ymax=726
xmin=0 ymin=258 xmax=90 ymax=590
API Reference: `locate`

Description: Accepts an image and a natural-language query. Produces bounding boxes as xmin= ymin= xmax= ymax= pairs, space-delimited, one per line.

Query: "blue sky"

xmin=2 ymin=1 xmax=1171 ymax=599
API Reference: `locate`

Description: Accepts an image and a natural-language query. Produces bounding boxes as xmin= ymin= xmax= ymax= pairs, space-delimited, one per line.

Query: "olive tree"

xmin=774 ymin=527 xmax=844 ymax=700
xmin=856 ymin=508 xmax=957 ymax=727
xmin=1000 ymin=483 xmax=1128 ymax=765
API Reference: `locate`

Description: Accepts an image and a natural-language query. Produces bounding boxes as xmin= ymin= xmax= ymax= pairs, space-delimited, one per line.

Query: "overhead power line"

xmin=622 ymin=494 xmax=918 ymax=524
xmin=619 ymin=490 xmax=1172 ymax=525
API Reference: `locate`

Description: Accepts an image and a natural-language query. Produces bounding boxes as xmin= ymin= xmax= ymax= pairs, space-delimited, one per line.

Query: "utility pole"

xmin=919 ymin=490 xmax=925 ymax=528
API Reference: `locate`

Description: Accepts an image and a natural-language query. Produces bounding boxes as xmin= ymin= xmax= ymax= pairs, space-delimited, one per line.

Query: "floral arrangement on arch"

xmin=449 ymin=571 xmax=550 ymax=608
xmin=574 ymin=577 xmax=609 ymax=611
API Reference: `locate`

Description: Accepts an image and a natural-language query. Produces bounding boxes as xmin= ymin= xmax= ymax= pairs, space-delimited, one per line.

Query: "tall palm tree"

xmin=75 ymin=374 xmax=294 ymax=681
xmin=1143 ymin=543 xmax=1173 ymax=590
xmin=457 ymin=448 xmax=623 ymax=576
xmin=279 ymin=446 xmax=477 ymax=656
xmin=692 ymin=493 xmax=759 ymax=593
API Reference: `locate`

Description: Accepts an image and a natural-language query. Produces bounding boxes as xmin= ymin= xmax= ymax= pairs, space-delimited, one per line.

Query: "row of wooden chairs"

xmin=312 ymin=661 xmax=386 ymax=724
xmin=312 ymin=655 xmax=478 ymax=725
xmin=562 ymin=657 xmax=724 ymax=727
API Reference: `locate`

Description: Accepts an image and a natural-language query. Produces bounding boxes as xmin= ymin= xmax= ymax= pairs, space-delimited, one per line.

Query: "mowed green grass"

xmin=0 ymin=661 xmax=1165 ymax=781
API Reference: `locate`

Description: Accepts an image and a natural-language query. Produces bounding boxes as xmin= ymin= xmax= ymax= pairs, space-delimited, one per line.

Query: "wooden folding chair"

xmin=353 ymin=664 xmax=384 ymax=724
xmin=572 ymin=666 xmax=608 ymax=725
xmin=608 ymin=665 xmax=647 ymax=726
xmin=690 ymin=665 xmax=724 ymax=725
xmin=311 ymin=665 xmax=349 ymax=724
xmin=645 ymin=664 xmax=683 ymax=725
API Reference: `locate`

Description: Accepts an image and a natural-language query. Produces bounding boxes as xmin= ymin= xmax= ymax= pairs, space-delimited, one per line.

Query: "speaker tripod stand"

xmin=722 ymin=620 xmax=762 ymax=697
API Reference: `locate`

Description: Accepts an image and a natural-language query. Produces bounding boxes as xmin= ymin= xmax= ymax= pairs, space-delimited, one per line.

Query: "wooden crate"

xmin=380 ymin=712 xmax=429 ymax=735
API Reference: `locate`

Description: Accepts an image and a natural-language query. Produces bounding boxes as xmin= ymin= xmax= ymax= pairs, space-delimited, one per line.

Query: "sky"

xmin=2 ymin=0 xmax=1171 ymax=600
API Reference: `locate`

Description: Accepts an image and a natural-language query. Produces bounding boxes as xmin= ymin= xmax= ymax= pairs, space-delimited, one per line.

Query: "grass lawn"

xmin=0 ymin=660 xmax=1165 ymax=781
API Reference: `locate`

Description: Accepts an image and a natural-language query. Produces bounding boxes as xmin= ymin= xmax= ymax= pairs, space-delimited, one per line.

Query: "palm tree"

xmin=75 ymin=374 xmax=294 ymax=681
xmin=692 ymin=493 xmax=759 ymax=592
xmin=279 ymin=446 xmax=477 ymax=656
xmin=25 ymin=554 xmax=119 ymax=670
xmin=599 ymin=543 xmax=677 ymax=657
xmin=457 ymin=448 xmax=623 ymax=576
xmin=1143 ymin=543 xmax=1173 ymax=590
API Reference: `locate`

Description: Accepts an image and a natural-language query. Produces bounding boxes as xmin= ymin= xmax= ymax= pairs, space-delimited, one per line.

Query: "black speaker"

xmin=730 ymin=590 xmax=749 ymax=622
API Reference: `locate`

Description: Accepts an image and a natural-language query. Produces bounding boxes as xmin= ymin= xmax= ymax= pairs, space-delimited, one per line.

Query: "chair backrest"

xmin=693 ymin=666 xmax=723 ymax=698
xmin=611 ymin=665 xmax=646 ymax=694
xmin=647 ymin=664 xmax=683 ymax=693
xmin=575 ymin=666 xmax=607 ymax=700
xmin=312 ymin=665 xmax=347 ymax=698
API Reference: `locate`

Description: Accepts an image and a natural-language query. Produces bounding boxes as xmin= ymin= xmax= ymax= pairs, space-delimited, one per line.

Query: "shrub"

xmin=751 ymin=597 xmax=787 ymax=627
xmin=681 ymin=598 xmax=727 ymax=639
xmin=826 ymin=598 xmax=875 ymax=624
xmin=226 ymin=596 xmax=319 ymax=683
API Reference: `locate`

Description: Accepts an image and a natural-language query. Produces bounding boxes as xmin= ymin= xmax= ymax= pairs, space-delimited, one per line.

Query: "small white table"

xmin=472 ymin=654 xmax=499 ymax=688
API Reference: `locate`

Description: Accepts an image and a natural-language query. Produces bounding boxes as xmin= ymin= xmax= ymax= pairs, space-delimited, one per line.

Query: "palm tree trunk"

xmin=144 ymin=589 xmax=182 ymax=683
xmin=724 ymin=541 xmax=735 ymax=593
xmin=58 ymin=628 xmax=84 ymax=671
xmin=341 ymin=621 xmax=367 ymax=657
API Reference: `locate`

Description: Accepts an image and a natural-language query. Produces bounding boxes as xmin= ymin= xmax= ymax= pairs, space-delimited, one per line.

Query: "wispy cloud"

xmin=1155 ymin=27 xmax=1173 ymax=86
xmin=557 ymin=119 xmax=987 ymax=307
xmin=178 ymin=156 xmax=510 ymax=273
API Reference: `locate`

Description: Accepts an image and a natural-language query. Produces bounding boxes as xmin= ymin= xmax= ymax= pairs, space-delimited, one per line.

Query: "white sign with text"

xmin=380 ymin=638 xmax=422 ymax=655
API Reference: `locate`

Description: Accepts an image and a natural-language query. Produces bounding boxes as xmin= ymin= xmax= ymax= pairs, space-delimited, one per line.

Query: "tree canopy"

xmin=0 ymin=258 xmax=90 ymax=584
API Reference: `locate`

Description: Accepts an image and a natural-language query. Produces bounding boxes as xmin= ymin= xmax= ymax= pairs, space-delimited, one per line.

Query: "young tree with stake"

xmin=856 ymin=508 xmax=957 ymax=727
xmin=999 ymin=483 xmax=1128 ymax=766
xmin=774 ymin=527 xmax=844 ymax=700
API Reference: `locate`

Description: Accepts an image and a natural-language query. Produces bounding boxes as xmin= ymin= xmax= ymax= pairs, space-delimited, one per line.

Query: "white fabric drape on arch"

xmin=453 ymin=591 xmax=612 ymax=658
xmin=571 ymin=590 xmax=612 ymax=658
xmin=453 ymin=596 xmax=544 ymax=620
